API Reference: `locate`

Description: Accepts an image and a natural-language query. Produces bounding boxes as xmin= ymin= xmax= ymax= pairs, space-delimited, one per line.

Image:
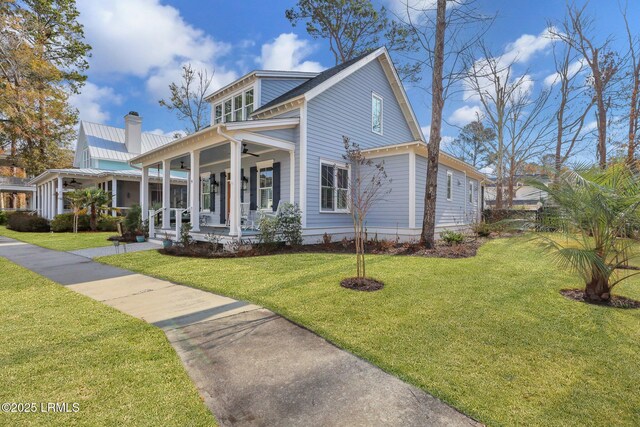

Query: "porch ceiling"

xmin=168 ymin=141 xmax=267 ymax=170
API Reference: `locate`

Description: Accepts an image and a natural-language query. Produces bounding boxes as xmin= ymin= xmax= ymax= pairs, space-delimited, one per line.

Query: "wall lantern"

xmin=211 ymin=176 xmax=219 ymax=193
xmin=241 ymin=175 xmax=249 ymax=192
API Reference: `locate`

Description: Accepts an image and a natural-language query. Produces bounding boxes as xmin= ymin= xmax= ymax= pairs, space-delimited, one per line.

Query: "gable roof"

xmin=252 ymin=51 xmax=374 ymax=116
xmin=80 ymin=121 xmax=176 ymax=162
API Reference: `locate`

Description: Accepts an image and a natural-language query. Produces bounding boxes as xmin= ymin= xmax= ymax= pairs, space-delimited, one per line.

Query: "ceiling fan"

xmin=63 ymin=178 xmax=80 ymax=188
xmin=180 ymin=160 xmax=190 ymax=171
xmin=242 ymin=143 xmax=259 ymax=157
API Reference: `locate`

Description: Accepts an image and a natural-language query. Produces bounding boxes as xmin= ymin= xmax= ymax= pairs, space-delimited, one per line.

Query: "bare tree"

xmin=447 ymin=117 xmax=495 ymax=168
xmin=548 ymin=43 xmax=595 ymax=179
xmin=343 ymin=136 xmax=390 ymax=281
xmin=396 ymin=0 xmax=492 ymax=247
xmin=621 ymin=4 xmax=640 ymax=165
xmin=550 ymin=3 xmax=620 ymax=169
xmin=159 ymin=64 xmax=213 ymax=134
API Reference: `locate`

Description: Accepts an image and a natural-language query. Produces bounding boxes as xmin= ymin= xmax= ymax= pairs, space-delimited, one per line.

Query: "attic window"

xmin=372 ymin=93 xmax=383 ymax=135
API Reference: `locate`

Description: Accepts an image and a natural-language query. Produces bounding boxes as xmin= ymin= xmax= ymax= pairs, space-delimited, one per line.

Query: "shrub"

xmin=277 ymin=202 xmax=302 ymax=246
xmin=471 ymin=222 xmax=492 ymax=237
xmin=51 ymin=213 xmax=90 ymax=232
xmin=97 ymin=215 xmax=120 ymax=232
xmin=7 ymin=212 xmax=50 ymax=232
xmin=123 ymin=205 xmax=142 ymax=233
xmin=0 ymin=210 xmax=7 ymax=225
xmin=440 ymin=229 xmax=465 ymax=246
xmin=257 ymin=215 xmax=279 ymax=248
xmin=179 ymin=222 xmax=193 ymax=247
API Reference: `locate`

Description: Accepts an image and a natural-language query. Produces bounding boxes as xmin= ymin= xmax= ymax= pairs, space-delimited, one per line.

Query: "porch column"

xmin=229 ymin=140 xmax=241 ymax=236
xmin=289 ymin=150 xmax=295 ymax=203
xmin=47 ymin=181 xmax=53 ymax=219
xmin=57 ymin=177 xmax=64 ymax=215
xmin=51 ymin=180 xmax=56 ymax=217
xmin=111 ymin=178 xmax=118 ymax=217
xmin=162 ymin=159 xmax=171 ymax=229
xmin=189 ymin=150 xmax=200 ymax=232
xmin=41 ymin=184 xmax=46 ymax=218
xmin=141 ymin=166 xmax=149 ymax=221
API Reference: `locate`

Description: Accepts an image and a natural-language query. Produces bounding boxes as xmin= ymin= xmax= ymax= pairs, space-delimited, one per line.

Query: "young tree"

xmin=65 ymin=189 xmax=86 ymax=233
xmin=550 ymin=4 xmax=620 ymax=169
xmin=82 ymin=187 xmax=111 ymax=232
xmin=343 ymin=136 xmax=390 ymax=282
xmin=285 ymin=0 xmax=419 ymax=80
xmin=547 ymin=42 xmax=595 ymax=179
xmin=447 ymin=118 xmax=495 ymax=168
xmin=159 ymin=64 xmax=213 ymax=134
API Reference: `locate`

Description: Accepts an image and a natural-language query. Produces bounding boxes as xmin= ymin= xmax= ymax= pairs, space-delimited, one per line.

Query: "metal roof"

xmin=81 ymin=121 xmax=176 ymax=162
xmin=28 ymin=167 xmax=186 ymax=185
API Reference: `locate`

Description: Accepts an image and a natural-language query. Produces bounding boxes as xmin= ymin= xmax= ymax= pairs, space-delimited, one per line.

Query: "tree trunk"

xmin=585 ymin=272 xmax=610 ymax=301
xmin=420 ymin=0 xmax=446 ymax=249
xmin=90 ymin=205 xmax=97 ymax=231
xmin=628 ymin=74 xmax=639 ymax=166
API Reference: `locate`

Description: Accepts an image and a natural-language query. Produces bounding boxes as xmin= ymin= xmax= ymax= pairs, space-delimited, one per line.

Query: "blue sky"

xmin=70 ymin=0 xmax=640 ymax=160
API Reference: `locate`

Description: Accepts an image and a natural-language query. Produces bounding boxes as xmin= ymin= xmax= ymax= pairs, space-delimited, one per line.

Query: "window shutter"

xmin=240 ymin=168 xmax=245 ymax=203
xmin=219 ymin=172 xmax=226 ymax=224
xmin=273 ymin=162 xmax=281 ymax=212
xmin=249 ymin=166 xmax=257 ymax=210
xmin=210 ymin=173 xmax=215 ymax=211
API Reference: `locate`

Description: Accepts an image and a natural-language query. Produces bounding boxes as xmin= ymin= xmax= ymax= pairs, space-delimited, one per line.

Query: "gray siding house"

xmin=129 ymin=47 xmax=485 ymax=243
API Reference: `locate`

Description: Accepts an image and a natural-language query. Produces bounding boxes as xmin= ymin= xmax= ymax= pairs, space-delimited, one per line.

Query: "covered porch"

xmin=134 ymin=119 xmax=298 ymax=241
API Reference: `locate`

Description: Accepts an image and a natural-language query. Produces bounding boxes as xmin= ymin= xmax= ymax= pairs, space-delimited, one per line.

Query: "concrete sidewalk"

xmin=70 ymin=240 xmax=161 ymax=259
xmin=0 ymin=235 xmax=479 ymax=427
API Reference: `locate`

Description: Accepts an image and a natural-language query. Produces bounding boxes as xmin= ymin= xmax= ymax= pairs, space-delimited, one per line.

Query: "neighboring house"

xmin=29 ymin=113 xmax=187 ymax=220
xmin=485 ymin=174 xmax=550 ymax=210
xmin=129 ymin=47 xmax=485 ymax=243
xmin=0 ymin=151 xmax=35 ymax=211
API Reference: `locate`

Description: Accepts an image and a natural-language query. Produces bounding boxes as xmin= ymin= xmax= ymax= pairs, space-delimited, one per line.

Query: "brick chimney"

xmin=124 ymin=111 xmax=142 ymax=154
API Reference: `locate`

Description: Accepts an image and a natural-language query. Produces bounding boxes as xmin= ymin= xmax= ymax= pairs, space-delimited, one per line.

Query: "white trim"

xmin=231 ymin=131 xmax=296 ymax=152
xmin=289 ymin=150 xmax=295 ymax=204
xmin=409 ymin=150 xmax=416 ymax=228
xmin=200 ymin=171 xmax=212 ymax=213
xmin=255 ymin=159 xmax=274 ymax=169
xmin=224 ymin=117 xmax=299 ymax=130
xmin=318 ymin=159 xmax=350 ymax=214
xmin=256 ymin=160 xmax=274 ymax=211
xmin=205 ymin=70 xmax=318 ymax=102
xmin=371 ymin=92 xmax=383 ymax=135
xmin=300 ymin=100 xmax=307 ymax=227
xmin=446 ymin=170 xmax=453 ymax=201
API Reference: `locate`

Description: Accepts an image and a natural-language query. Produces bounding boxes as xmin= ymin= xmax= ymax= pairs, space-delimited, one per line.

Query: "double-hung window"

xmin=224 ymin=99 xmax=232 ymax=123
xmin=233 ymin=94 xmax=243 ymax=121
xmin=201 ymin=174 xmax=211 ymax=212
xmin=468 ymin=181 xmax=473 ymax=204
xmin=320 ymin=161 xmax=349 ymax=212
xmin=244 ymin=89 xmax=254 ymax=118
xmin=257 ymin=162 xmax=273 ymax=210
xmin=447 ymin=171 xmax=453 ymax=201
xmin=214 ymin=104 xmax=223 ymax=124
xmin=372 ymin=93 xmax=383 ymax=135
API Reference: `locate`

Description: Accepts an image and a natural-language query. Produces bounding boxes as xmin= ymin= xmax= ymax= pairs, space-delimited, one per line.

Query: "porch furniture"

xmin=240 ymin=203 xmax=254 ymax=230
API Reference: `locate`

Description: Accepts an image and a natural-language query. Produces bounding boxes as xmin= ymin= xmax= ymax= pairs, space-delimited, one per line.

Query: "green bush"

xmin=51 ymin=213 xmax=90 ymax=232
xmin=440 ymin=229 xmax=465 ymax=246
xmin=472 ymin=222 xmax=492 ymax=237
xmin=97 ymin=215 xmax=120 ymax=232
xmin=123 ymin=205 xmax=142 ymax=233
xmin=0 ymin=210 xmax=7 ymax=225
xmin=7 ymin=212 xmax=50 ymax=232
xmin=277 ymin=202 xmax=302 ymax=246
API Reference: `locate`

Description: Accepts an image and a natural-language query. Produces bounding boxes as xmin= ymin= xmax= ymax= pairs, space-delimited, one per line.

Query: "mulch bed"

xmin=158 ymin=239 xmax=484 ymax=259
xmin=560 ymin=289 xmax=640 ymax=309
xmin=340 ymin=277 xmax=384 ymax=292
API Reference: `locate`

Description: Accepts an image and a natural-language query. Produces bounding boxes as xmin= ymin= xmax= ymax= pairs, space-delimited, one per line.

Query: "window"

xmin=244 ymin=89 xmax=254 ymax=118
xmin=201 ymin=174 xmax=211 ymax=212
xmin=150 ymin=183 xmax=162 ymax=205
xmin=233 ymin=94 xmax=243 ymax=121
xmin=81 ymin=148 xmax=90 ymax=168
xmin=468 ymin=181 xmax=473 ymax=204
xmin=258 ymin=165 xmax=273 ymax=210
xmin=214 ymin=104 xmax=222 ymax=124
xmin=224 ymin=99 xmax=232 ymax=123
xmin=447 ymin=171 xmax=453 ymax=201
xmin=372 ymin=93 xmax=383 ymax=134
xmin=320 ymin=161 xmax=349 ymax=212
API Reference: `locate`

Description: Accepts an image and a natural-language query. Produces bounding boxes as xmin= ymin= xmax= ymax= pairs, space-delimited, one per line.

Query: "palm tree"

xmin=531 ymin=163 xmax=640 ymax=301
xmin=65 ymin=189 xmax=87 ymax=233
xmin=82 ymin=187 xmax=111 ymax=231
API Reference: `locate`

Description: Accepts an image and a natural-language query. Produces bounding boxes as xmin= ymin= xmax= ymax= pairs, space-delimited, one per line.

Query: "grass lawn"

xmin=0 ymin=225 xmax=114 ymax=251
xmin=0 ymin=257 xmax=216 ymax=426
xmin=99 ymin=236 xmax=640 ymax=426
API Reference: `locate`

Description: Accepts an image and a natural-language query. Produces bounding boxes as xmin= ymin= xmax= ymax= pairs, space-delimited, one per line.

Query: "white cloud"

xmin=500 ymin=27 xmax=558 ymax=65
xmin=68 ymin=82 xmax=122 ymax=123
xmin=386 ymin=0 xmax=438 ymax=21
xmin=146 ymin=59 xmax=238 ymax=99
xmin=543 ymin=58 xmax=586 ymax=87
xmin=259 ymin=33 xmax=324 ymax=72
xmin=448 ymin=105 xmax=483 ymax=126
xmin=148 ymin=128 xmax=186 ymax=139
xmin=421 ymin=125 xmax=430 ymax=139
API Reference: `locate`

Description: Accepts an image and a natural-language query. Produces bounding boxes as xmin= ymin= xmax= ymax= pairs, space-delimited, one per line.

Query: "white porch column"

xmin=50 ymin=180 xmax=56 ymax=218
xmin=141 ymin=166 xmax=149 ymax=221
xmin=289 ymin=150 xmax=295 ymax=203
xmin=189 ymin=150 xmax=200 ymax=232
xmin=111 ymin=178 xmax=118 ymax=217
xmin=57 ymin=177 xmax=64 ymax=215
xmin=47 ymin=181 xmax=53 ymax=219
xmin=162 ymin=159 xmax=171 ymax=229
xmin=229 ymin=140 xmax=242 ymax=236
xmin=41 ymin=184 xmax=46 ymax=218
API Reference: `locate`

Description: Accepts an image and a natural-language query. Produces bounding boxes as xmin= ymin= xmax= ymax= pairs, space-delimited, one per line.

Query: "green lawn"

xmin=0 ymin=257 xmax=216 ymax=426
xmin=99 ymin=237 xmax=640 ymax=426
xmin=0 ymin=225 xmax=114 ymax=251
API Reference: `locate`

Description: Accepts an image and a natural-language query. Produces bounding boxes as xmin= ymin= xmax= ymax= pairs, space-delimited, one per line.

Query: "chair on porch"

xmin=240 ymin=202 xmax=254 ymax=230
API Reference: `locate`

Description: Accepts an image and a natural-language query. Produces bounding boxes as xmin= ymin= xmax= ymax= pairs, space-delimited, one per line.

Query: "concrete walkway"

xmin=0 ymin=236 xmax=479 ymax=427
xmin=70 ymin=240 xmax=161 ymax=259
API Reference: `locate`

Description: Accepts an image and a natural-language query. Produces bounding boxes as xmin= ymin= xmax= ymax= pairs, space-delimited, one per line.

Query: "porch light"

xmin=212 ymin=176 xmax=219 ymax=193
xmin=241 ymin=175 xmax=248 ymax=192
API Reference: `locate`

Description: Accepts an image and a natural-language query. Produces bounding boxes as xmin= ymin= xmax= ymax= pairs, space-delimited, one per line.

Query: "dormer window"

xmin=372 ymin=93 xmax=383 ymax=135
xmin=214 ymin=87 xmax=256 ymax=124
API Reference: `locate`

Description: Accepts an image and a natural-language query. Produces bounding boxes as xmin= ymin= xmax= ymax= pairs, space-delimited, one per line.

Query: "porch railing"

xmin=148 ymin=208 xmax=165 ymax=238
xmin=174 ymin=207 xmax=191 ymax=239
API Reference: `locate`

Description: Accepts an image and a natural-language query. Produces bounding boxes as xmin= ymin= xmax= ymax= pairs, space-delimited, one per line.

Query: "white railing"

xmin=148 ymin=208 xmax=165 ymax=238
xmin=174 ymin=207 xmax=191 ymax=238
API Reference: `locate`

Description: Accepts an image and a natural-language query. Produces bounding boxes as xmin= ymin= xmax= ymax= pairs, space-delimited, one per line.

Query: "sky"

xmin=69 ymin=0 xmax=640 ymax=161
